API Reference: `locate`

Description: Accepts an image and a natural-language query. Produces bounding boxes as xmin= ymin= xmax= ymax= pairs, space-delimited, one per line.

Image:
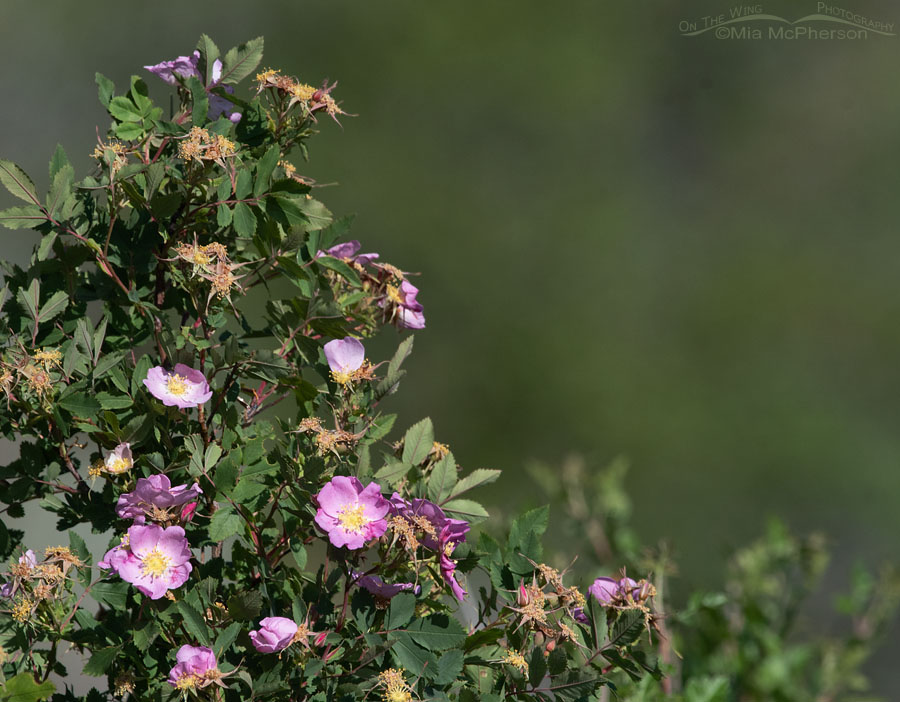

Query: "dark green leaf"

xmin=428 ymin=452 xmax=457 ymax=503
xmin=95 ymin=73 xmax=115 ymax=107
xmin=176 ymin=600 xmax=211 ymax=645
xmin=58 ymin=391 xmax=101 ymax=418
xmin=232 ymin=201 xmax=256 ymax=237
xmin=388 ymin=592 xmax=416 ymax=629
xmin=0 ymin=160 xmax=39 ymax=205
xmin=0 ymin=206 xmax=45 ymax=230
xmin=317 ymin=255 xmax=361 ymax=287
xmin=402 ymin=417 xmax=434 ymax=465
xmin=38 ymin=290 xmax=69 ymax=323
xmin=529 ymin=645 xmax=548 ymax=687
xmin=188 ymin=77 xmax=209 ymax=127
xmin=219 ymin=37 xmax=264 ymax=85
xmin=83 ymin=646 xmax=120 ymax=677
xmin=254 ymin=144 xmax=280 ymax=197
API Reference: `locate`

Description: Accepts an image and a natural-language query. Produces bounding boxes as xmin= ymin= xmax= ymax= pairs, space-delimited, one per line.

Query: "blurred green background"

xmin=2 ymin=0 xmax=899 ymax=691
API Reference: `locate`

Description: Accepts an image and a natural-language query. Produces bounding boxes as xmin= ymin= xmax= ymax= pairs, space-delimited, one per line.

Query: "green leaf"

xmin=296 ymin=197 xmax=333 ymax=230
xmin=609 ymin=609 xmax=645 ymax=648
xmin=219 ymin=37 xmax=264 ymax=85
xmin=442 ymin=499 xmax=489 ymax=523
xmin=227 ymin=590 xmax=262 ymax=621
xmin=47 ymin=165 xmax=74 ymax=217
xmin=107 ymin=96 xmax=142 ymax=123
xmin=427 ymin=452 xmax=457 ymax=504
xmin=235 ymin=169 xmax=252 ymax=199
xmin=83 ymin=646 xmax=120 ymax=677
xmin=188 ymin=76 xmax=209 ymax=127
xmin=402 ymin=418 xmax=434 ymax=465
xmin=17 ymin=278 xmax=39 ymax=322
xmin=388 ymin=592 xmax=416 ymax=629
xmin=132 ymin=355 xmax=152 ymax=395
xmin=0 ymin=673 xmax=55 ymax=702
xmin=448 ymin=469 xmax=501 ymax=501
xmin=36 ymin=232 xmax=57 ymax=261
xmin=529 ymin=645 xmax=548 ymax=687
xmin=548 ymin=644 xmax=568 ymax=676
xmin=0 ymin=160 xmax=39 ymax=205
xmin=374 ymin=460 xmax=411 ymax=488
xmin=58 ymin=391 xmax=101 ymax=418
xmin=176 ymin=600 xmax=211 ymax=646
xmin=402 ymin=614 xmax=466 ymax=651
xmin=95 ymin=72 xmax=115 ymax=107
xmin=114 ymin=121 xmax=144 ymax=140
xmin=38 ymin=290 xmax=69 ymax=323
xmin=217 ymin=203 xmax=233 ymax=227
xmin=0 ymin=206 xmax=45 ymax=230
xmin=317 ymin=255 xmax=361 ymax=287
xmin=232 ymin=201 xmax=257 ymax=237
xmin=208 ymin=505 xmax=243 ymax=541
xmin=196 ymin=34 xmax=221 ymax=83
xmin=96 ymin=392 xmax=133 ymax=410
xmin=90 ymin=581 xmax=130 ymax=610
xmin=214 ymin=621 xmax=241 ymax=657
xmin=49 ymin=144 xmax=70 ymax=180
xmin=389 ymin=633 xmax=438 ymax=678
xmin=254 ymin=144 xmax=280 ymax=197
xmin=433 ymin=649 xmax=464 ymax=685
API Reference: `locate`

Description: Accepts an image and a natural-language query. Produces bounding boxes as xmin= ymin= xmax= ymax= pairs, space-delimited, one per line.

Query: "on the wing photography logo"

xmin=679 ymin=3 xmax=895 ymax=40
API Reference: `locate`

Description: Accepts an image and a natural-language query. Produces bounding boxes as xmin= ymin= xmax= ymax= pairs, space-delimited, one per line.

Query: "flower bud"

xmin=314 ymin=631 xmax=329 ymax=647
xmin=181 ymin=502 xmax=198 ymax=522
xmin=517 ymin=580 xmax=530 ymax=607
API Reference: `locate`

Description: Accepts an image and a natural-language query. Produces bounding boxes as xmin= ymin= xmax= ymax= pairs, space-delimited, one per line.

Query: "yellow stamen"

xmin=141 ymin=547 xmax=172 ymax=577
xmin=166 ymin=374 xmax=188 ymax=396
xmin=337 ymin=504 xmax=369 ymax=534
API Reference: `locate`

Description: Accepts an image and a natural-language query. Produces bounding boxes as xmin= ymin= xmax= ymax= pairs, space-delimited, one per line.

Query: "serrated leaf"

xmin=47 ymin=165 xmax=74 ymax=217
xmin=36 ymin=232 xmax=57 ymax=261
xmin=447 ymin=468 xmax=501 ymax=501
xmin=608 ymin=609 xmax=645 ymax=648
xmin=0 ymin=160 xmax=39 ymax=205
xmin=208 ymin=506 xmax=243 ymax=542
xmin=58 ymin=391 xmax=101 ymax=418
xmin=219 ymin=37 xmax=264 ymax=85
xmin=433 ymin=649 xmax=464 ymax=685
xmin=0 ymin=673 xmax=55 ymax=702
xmin=95 ymin=72 xmax=115 ymax=107
xmin=213 ymin=621 xmax=241 ymax=657
xmin=176 ymin=600 xmax=211 ymax=645
xmin=217 ymin=203 xmax=233 ymax=227
xmin=38 ymin=290 xmax=69 ymax=323
xmin=96 ymin=392 xmax=133 ymax=410
xmin=388 ymin=592 xmax=415 ymax=629
xmin=395 ymin=615 xmax=466 ymax=651
xmin=427 ymin=452 xmax=457 ymax=503
xmin=374 ymin=460 xmax=411 ymax=488
xmin=0 ymin=205 xmax=45 ymax=229
xmin=196 ymin=34 xmax=221 ymax=83
xmin=254 ymin=144 xmax=280 ymax=197
xmin=188 ymin=76 xmax=209 ymax=127
xmin=107 ymin=96 xmax=142 ymax=123
xmin=227 ymin=589 xmax=262 ymax=621
xmin=235 ymin=169 xmax=252 ymax=199
xmin=83 ymin=646 xmax=120 ymax=677
xmin=402 ymin=418 xmax=434 ymax=465
xmin=49 ymin=144 xmax=70 ymax=180
xmin=114 ymin=121 xmax=144 ymax=140
xmin=389 ymin=633 xmax=438 ymax=678
xmin=232 ymin=201 xmax=256 ymax=237
xmin=296 ymin=197 xmax=332 ymax=230
xmin=442 ymin=499 xmax=489 ymax=522
xmin=529 ymin=645 xmax=548 ymax=687
xmin=317 ymin=255 xmax=361 ymax=287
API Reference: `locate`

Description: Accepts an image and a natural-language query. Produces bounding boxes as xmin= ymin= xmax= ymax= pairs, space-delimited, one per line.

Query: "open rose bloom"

xmin=143 ymin=364 xmax=212 ymax=409
xmin=116 ymin=474 xmax=203 ymax=521
xmin=103 ymin=443 xmax=133 ymax=474
xmin=323 ymin=337 xmax=365 ymax=384
xmin=314 ymin=476 xmax=390 ymax=549
xmin=249 ymin=616 xmax=298 ymax=653
xmin=317 ymin=239 xmax=379 ymax=266
xmin=167 ymin=645 xmax=221 ymax=690
xmin=99 ymin=524 xmax=192 ymax=600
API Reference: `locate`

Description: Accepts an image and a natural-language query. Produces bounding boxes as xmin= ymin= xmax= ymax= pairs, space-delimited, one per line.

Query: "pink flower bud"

xmin=517 ymin=580 xmax=529 ymax=607
xmin=314 ymin=631 xmax=328 ymax=647
xmin=181 ymin=502 xmax=198 ymax=522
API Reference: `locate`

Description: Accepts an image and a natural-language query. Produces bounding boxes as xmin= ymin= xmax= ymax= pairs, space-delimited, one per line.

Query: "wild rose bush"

xmin=0 ymin=35 xmax=897 ymax=702
xmin=0 ymin=36 xmax=668 ymax=702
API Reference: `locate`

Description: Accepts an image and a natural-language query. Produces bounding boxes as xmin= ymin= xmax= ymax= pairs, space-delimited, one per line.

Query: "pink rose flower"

xmin=143 ymin=363 xmax=212 ymax=409
xmin=167 ymin=645 xmax=219 ymax=689
xmin=588 ymin=577 xmax=619 ymax=605
xmin=323 ymin=337 xmax=365 ymax=384
xmin=249 ymin=616 xmax=299 ymax=653
xmin=314 ymin=476 xmax=390 ymax=550
xmin=99 ymin=524 xmax=192 ymax=600
xmin=104 ymin=443 xmax=133 ymax=474
xmin=316 ymin=240 xmax=380 ymax=266
xmin=116 ymin=474 xmax=203 ymax=521
xmin=146 ymin=51 xmax=241 ymax=123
